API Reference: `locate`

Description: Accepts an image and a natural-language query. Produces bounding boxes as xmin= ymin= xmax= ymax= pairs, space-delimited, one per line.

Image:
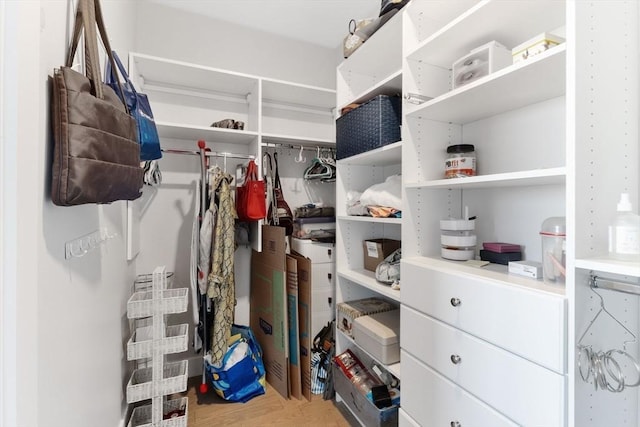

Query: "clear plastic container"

xmin=608 ymin=193 xmax=640 ymax=261
xmin=540 ymin=217 xmax=566 ymax=284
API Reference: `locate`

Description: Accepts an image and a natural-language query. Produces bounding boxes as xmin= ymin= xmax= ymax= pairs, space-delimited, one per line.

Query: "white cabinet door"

xmin=401 ymin=350 xmax=518 ymax=427
xmin=402 ymin=305 xmax=565 ymax=427
xmin=402 ymin=260 xmax=566 ymax=373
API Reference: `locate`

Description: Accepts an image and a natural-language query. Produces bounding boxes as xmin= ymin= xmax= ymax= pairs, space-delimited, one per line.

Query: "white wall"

xmin=134 ymin=1 xmax=338 ymax=88
xmin=2 ymin=1 xmax=138 ymax=426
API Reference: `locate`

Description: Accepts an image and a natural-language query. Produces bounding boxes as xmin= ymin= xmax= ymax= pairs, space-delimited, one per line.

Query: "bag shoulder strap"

xmin=273 ymin=152 xmax=283 ymax=189
xmin=65 ymin=0 xmax=128 ymax=111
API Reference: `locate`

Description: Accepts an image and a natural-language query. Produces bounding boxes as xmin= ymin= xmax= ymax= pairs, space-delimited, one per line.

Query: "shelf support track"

xmin=590 ymin=274 xmax=640 ymax=296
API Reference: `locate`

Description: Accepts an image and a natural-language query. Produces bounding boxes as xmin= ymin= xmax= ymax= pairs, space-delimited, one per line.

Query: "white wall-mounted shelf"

xmin=405 ymin=167 xmax=566 ymax=190
xmin=337 ymin=216 xmax=402 ymax=225
xmin=338 ymin=70 xmax=402 ymax=113
xmin=262 ymin=77 xmax=335 ymax=111
xmin=406 ymin=46 xmax=566 ymax=124
xmin=406 ymin=0 xmax=566 ymax=67
xmin=338 ymin=269 xmax=401 ymax=303
xmin=130 ymin=53 xmax=258 ymax=96
xmin=156 ymin=122 xmax=258 ymax=144
xmin=261 ymin=133 xmax=335 ymax=148
xmin=337 ymin=141 xmax=402 ymax=166
xmin=575 ymin=258 xmax=640 ymax=278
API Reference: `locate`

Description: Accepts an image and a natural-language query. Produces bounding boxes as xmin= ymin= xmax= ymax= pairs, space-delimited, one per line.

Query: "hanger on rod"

xmin=576 ymin=279 xmax=640 ymax=392
xmin=304 ymin=147 xmax=334 ymax=181
xmin=578 ymin=281 xmax=637 ymax=350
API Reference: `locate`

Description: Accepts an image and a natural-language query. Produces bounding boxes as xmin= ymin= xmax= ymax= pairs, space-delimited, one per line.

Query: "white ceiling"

xmin=147 ymin=0 xmax=382 ymax=49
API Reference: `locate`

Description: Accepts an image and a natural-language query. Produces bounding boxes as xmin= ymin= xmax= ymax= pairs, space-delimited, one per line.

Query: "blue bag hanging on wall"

xmin=205 ymin=324 xmax=267 ymax=403
xmin=105 ymin=51 xmax=162 ymax=161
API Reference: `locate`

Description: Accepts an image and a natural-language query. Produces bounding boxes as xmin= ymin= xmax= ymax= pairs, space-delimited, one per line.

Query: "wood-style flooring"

xmin=182 ymin=377 xmax=357 ymax=427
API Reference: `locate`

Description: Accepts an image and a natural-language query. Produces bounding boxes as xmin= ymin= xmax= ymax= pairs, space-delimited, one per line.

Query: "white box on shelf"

xmin=452 ymin=41 xmax=511 ymax=89
xmin=353 ymin=309 xmax=400 ymax=364
xmin=512 ymin=33 xmax=565 ymax=63
xmin=508 ymin=260 xmax=543 ymax=279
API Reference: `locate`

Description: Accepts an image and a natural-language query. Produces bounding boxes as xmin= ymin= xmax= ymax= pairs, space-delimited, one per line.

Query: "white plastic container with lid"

xmin=609 ymin=193 xmax=640 ymax=261
xmin=540 ymin=217 xmax=566 ymax=284
xmin=352 ymin=309 xmax=400 ymax=364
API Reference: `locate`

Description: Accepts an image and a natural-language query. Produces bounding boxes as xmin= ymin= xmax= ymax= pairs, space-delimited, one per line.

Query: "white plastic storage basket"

xmin=127 ymin=397 xmax=188 ymax=427
xmin=127 ymin=288 xmax=188 ymax=319
xmin=127 ymin=324 xmax=189 ymax=361
xmin=126 ymin=360 xmax=188 ymax=403
xmin=134 ymin=272 xmax=174 ymax=291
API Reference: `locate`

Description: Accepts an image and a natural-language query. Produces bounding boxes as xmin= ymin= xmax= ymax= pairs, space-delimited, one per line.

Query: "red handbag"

xmin=236 ymin=160 xmax=266 ymax=221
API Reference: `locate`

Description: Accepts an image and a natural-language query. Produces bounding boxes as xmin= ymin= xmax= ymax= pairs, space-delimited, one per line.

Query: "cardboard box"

xmin=250 ymin=225 xmax=289 ymax=399
xmin=363 ymin=239 xmax=401 ymax=272
xmin=286 ymin=255 xmax=302 ymax=400
xmin=289 ymin=251 xmax=313 ymax=401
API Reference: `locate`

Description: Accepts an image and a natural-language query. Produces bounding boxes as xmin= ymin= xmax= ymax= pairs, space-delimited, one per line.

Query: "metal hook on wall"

xmin=295 ymin=146 xmax=306 ymax=163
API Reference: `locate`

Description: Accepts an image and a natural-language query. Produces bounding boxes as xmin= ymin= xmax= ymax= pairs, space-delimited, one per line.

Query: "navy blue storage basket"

xmin=336 ymin=95 xmax=401 ymax=160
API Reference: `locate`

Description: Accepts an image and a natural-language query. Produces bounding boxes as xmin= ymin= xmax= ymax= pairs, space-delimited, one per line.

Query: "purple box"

xmin=482 ymin=242 xmax=521 ymax=253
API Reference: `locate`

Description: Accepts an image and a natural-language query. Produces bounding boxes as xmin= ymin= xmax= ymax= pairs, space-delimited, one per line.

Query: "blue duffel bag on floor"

xmin=205 ymin=324 xmax=266 ymax=403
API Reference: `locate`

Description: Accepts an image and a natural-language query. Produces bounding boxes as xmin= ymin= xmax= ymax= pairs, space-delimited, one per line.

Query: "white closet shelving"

xmin=128 ymin=52 xmax=336 ymax=251
xmin=126 ymin=267 xmax=189 ymax=427
xmin=334 ymin=13 xmax=405 ymax=425
xmin=400 ymin=1 xmax=639 ymax=427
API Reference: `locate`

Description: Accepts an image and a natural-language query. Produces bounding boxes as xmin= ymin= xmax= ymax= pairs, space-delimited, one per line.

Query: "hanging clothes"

xmin=207 ymin=167 xmax=238 ymax=365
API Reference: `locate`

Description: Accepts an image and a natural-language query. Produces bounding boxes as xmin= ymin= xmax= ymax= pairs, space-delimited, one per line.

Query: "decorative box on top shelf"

xmin=336 ymin=95 xmax=401 ymax=160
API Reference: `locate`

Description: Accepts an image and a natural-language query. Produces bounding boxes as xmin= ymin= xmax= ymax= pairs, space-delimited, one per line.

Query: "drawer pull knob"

xmin=450 ymin=354 xmax=462 ymax=364
xmin=450 ymin=298 xmax=461 ymax=307
xmin=451 ymin=422 xmax=461 ymax=427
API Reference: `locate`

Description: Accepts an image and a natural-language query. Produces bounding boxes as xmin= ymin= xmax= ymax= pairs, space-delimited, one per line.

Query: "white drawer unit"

xmin=311 ymin=262 xmax=334 ymax=290
xmin=292 ymin=238 xmax=335 ymax=264
xmin=398 ymin=409 xmax=420 ymax=427
xmin=292 ymin=238 xmax=336 ymax=338
xmin=401 ymin=305 xmax=565 ymax=427
xmin=402 ymin=259 xmax=566 ymax=373
xmin=401 ymin=351 xmax=518 ymax=427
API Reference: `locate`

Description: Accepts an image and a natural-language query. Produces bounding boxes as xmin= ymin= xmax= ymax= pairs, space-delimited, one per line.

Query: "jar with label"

xmin=445 ymin=144 xmax=476 ymax=178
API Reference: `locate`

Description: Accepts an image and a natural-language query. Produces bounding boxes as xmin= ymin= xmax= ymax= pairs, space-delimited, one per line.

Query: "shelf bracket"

xmin=590 ymin=274 xmax=640 ymax=296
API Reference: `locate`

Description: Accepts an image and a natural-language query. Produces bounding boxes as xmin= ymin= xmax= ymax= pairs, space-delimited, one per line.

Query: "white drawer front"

xmin=401 ymin=350 xmax=518 ymax=427
xmin=399 ymin=408 xmax=421 ymax=427
xmin=291 ymin=238 xmax=335 ymax=263
xmin=401 ymin=306 xmax=565 ymax=427
xmin=311 ymin=263 xmax=335 ymax=290
xmin=312 ymin=286 xmax=334 ymax=314
xmin=402 ymin=261 xmax=566 ymax=373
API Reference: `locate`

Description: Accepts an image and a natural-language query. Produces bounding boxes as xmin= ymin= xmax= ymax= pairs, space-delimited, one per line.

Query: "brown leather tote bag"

xmin=51 ymin=0 xmax=143 ymax=206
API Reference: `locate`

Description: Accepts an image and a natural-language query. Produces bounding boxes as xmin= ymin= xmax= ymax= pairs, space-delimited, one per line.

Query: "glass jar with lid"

xmin=445 ymin=144 xmax=476 ymax=178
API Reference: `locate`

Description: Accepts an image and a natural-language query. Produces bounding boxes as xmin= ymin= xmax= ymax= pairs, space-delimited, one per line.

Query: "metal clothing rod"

xmin=161 ymin=148 xmax=254 ymax=160
xmin=262 ymin=142 xmax=335 ymax=152
xmin=591 ymin=275 xmax=640 ymax=296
